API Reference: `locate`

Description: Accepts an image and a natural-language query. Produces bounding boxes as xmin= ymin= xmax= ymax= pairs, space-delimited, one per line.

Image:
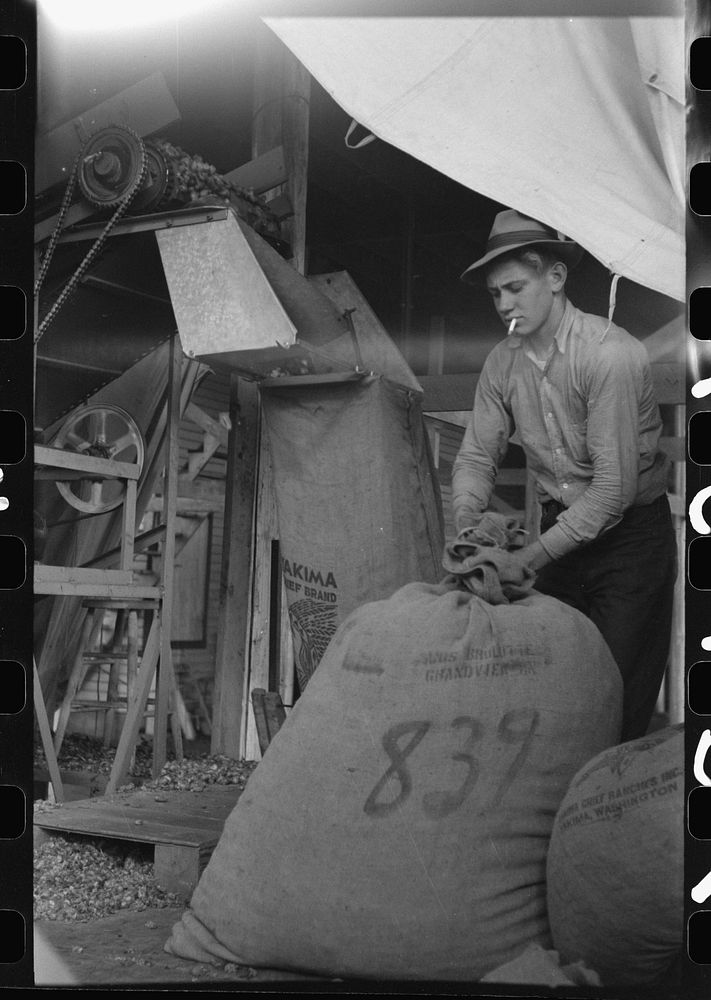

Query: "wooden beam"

xmin=34 ymin=445 xmax=140 ymax=480
xmin=211 ymin=375 xmax=260 ymax=758
xmin=223 ymin=146 xmax=287 ymax=196
xmin=34 ymin=566 xmax=133 ymax=589
xmin=252 ymin=21 xmax=310 ymax=275
xmin=34 ymin=579 xmax=161 ymax=600
xmin=105 ymin=617 xmax=161 ymax=795
xmin=153 ymin=336 xmax=182 ymax=776
xmin=184 ymin=403 xmax=230 ymax=447
xmin=81 ymin=525 xmax=166 ymax=570
xmin=34 ymin=659 xmax=65 ymax=803
xmin=245 ymin=430 xmax=282 ymax=759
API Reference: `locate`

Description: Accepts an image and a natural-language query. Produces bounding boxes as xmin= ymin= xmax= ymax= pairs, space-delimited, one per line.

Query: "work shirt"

xmin=451 ymin=299 xmax=670 ymax=560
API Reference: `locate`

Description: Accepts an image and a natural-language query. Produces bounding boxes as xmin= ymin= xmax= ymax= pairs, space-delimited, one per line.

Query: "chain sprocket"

xmin=78 ymin=125 xmax=148 ymax=210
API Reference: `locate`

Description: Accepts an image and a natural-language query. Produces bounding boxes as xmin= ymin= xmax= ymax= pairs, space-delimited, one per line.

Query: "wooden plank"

xmin=250 ymin=689 xmax=271 ymax=757
xmin=251 ymin=9 xmax=311 ymax=271
xmin=33 ymin=786 xmax=242 ymax=842
xmin=34 ymin=807 xmax=221 ymax=847
xmin=264 ymin=691 xmax=286 ymax=742
xmin=53 ymin=609 xmax=101 ymax=755
xmin=34 ymin=580 xmax=161 ymax=599
xmin=82 ymin=526 xmax=166 ymax=570
xmin=211 ymin=376 xmax=260 ymax=758
xmin=245 ymin=430 xmax=280 ymax=759
xmin=35 ymin=72 xmax=180 ymax=195
xmin=35 ymin=445 xmax=140 ymax=480
xmin=120 ymin=478 xmax=138 ymax=572
xmin=154 ymin=843 xmax=203 ymax=899
xmin=34 ymin=659 xmax=65 ymax=803
xmin=153 ymin=336 xmax=182 ymax=776
xmin=184 ymin=402 xmax=230 ymax=446
xmin=105 ymin=617 xmax=160 ymax=795
xmin=281 ymin=53 xmax=310 ymax=274
xmin=35 ymin=566 xmax=133 ymax=587
xmin=223 ymin=145 xmax=287 ymax=196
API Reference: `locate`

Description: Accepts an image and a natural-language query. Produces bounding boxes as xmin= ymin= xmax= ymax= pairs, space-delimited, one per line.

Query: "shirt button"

xmin=547 ymin=412 xmax=553 ymax=419
xmin=562 ymin=482 xmax=569 ymax=489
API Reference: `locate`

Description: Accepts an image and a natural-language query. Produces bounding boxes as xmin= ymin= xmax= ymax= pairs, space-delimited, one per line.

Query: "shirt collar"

xmin=505 ymin=298 xmax=577 ymax=353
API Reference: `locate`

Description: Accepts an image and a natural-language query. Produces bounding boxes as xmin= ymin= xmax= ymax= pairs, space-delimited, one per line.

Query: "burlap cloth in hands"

xmin=442 ymin=512 xmax=535 ymax=604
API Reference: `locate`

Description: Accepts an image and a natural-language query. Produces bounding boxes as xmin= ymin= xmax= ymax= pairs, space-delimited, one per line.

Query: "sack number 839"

xmin=363 ymin=708 xmax=540 ymax=819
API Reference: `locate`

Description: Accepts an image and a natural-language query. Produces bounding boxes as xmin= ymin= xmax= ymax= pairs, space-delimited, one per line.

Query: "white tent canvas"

xmin=265 ymin=15 xmax=685 ymax=302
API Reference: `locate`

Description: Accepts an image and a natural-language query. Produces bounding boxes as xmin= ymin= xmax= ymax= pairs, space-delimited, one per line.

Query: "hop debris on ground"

xmin=34 ymin=733 xmax=156 ymax=779
xmin=34 ymin=747 xmax=259 ymax=923
xmin=33 ymin=733 xmax=259 ymax=789
xmin=34 ymin=837 xmax=179 ymax=922
xmin=140 ymin=755 xmax=258 ymax=793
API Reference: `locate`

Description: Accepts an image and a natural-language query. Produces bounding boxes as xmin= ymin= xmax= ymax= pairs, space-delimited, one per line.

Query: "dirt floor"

xmin=32 ymin=733 xmax=334 ymax=989
xmin=34 ymin=905 xmax=331 ymax=988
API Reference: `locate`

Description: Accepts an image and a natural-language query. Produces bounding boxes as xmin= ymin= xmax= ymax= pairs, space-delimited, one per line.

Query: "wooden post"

xmin=245 ymin=431 xmax=278 ymax=758
xmin=106 ymin=616 xmax=160 ymax=794
xmin=211 ymin=375 xmax=260 ymax=758
xmin=152 ymin=336 xmax=182 ymax=776
xmin=34 ymin=658 xmax=64 ymax=803
xmin=52 ymin=607 xmax=102 ymax=755
xmin=252 ymin=21 xmax=311 ymax=275
xmin=247 ymin=22 xmax=308 ymax=740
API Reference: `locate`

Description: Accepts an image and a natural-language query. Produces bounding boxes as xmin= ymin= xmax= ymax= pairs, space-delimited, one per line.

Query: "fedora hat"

xmin=461 ymin=209 xmax=584 ymax=282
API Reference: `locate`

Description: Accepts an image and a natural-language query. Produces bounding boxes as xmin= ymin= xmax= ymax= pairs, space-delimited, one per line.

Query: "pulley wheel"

xmin=52 ymin=404 xmax=145 ymax=514
xmin=78 ymin=125 xmax=146 ymax=210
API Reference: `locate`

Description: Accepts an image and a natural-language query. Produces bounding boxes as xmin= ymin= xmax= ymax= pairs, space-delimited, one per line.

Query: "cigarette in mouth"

xmin=508 ymin=318 xmax=517 ymax=336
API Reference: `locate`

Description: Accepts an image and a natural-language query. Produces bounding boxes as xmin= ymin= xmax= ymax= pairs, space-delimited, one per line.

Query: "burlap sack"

xmin=546 ymin=724 xmax=684 ymax=987
xmin=166 ymin=580 xmax=622 ymax=980
xmin=261 ymin=375 xmax=444 ymax=689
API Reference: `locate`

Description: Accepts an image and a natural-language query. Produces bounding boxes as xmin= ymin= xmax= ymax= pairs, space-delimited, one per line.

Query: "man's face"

xmin=485 ymin=257 xmax=560 ymax=338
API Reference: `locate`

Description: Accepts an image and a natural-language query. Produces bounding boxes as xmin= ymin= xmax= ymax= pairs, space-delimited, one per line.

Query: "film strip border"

xmin=688 ymin=1 xmax=711 ymax=988
xmin=0 ymin=1 xmax=708 ymax=992
xmin=0 ymin=0 xmax=34 ymax=983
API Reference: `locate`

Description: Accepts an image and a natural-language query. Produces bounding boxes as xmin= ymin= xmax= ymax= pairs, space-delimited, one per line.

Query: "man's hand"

xmin=507 ymin=540 xmax=551 ymax=573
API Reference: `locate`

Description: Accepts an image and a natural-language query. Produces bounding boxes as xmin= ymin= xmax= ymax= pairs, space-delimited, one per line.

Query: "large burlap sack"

xmin=546 ymin=724 xmax=684 ymax=987
xmin=166 ymin=580 xmax=622 ymax=981
xmin=261 ymin=375 xmax=444 ymax=689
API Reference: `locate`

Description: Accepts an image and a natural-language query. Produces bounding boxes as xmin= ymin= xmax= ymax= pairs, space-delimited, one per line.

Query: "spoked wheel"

xmin=52 ymin=404 xmax=145 ymax=514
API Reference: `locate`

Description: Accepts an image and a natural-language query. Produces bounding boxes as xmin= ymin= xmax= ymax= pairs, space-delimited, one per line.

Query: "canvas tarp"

xmin=265 ymin=15 xmax=685 ymax=302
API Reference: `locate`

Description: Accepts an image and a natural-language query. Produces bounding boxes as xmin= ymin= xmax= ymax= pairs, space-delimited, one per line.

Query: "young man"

xmin=452 ymin=208 xmax=677 ymax=742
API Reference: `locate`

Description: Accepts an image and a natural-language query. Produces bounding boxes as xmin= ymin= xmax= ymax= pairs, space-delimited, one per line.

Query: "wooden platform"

xmin=33 ymin=784 xmax=243 ymax=899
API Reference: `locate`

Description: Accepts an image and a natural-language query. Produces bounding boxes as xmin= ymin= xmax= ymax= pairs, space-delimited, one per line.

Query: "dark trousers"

xmin=534 ymin=494 xmax=677 ymax=742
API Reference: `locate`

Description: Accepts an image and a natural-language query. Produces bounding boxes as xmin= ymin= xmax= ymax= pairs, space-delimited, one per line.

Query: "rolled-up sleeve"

xmin=452 ymin=352 xmax=514 ymax=533
xmin=538 ymin=340 xmax=645 ymax=559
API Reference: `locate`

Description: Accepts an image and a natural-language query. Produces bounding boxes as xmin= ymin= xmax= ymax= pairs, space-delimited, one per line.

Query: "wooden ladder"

xmin=52 ymin=598 xmax=163 ymax=756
